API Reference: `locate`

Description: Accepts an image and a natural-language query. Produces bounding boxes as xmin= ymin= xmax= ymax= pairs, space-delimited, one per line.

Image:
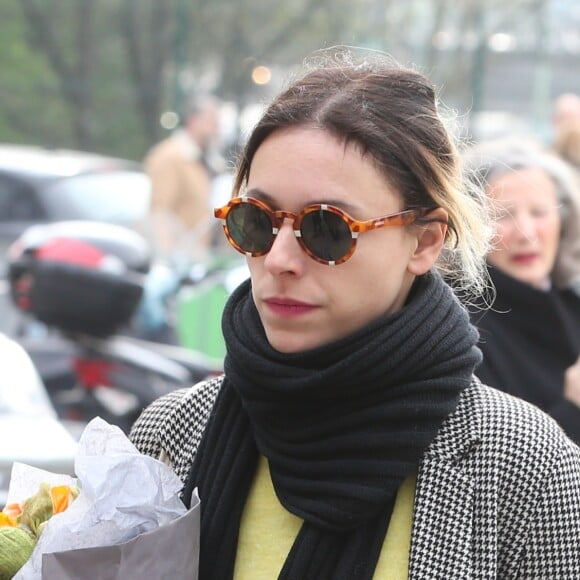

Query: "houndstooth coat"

xmin=130 ymin=376 xmax=580 ymax=579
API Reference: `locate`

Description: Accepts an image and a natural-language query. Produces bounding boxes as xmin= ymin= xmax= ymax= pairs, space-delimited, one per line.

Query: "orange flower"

xmin=0 ymin=511 xmax=18 ymax=527
xmin=2 ymin=502 xmax=23 ymax=520
xmin=50 ymin=485 xmax=78 ymax=514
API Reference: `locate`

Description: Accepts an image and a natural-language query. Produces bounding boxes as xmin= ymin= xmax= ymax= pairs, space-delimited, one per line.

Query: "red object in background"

xmin=72 ymin=357 xmax=116 ymax=388
xmin=14 ymin=273 xmax=33 ymax=310
xmin=36 ymin=238 xmax=106 ymax=268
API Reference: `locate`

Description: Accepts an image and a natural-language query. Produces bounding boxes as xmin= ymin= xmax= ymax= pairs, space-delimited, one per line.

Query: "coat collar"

xmin=408 ymin=379 xmax=483 ymax=579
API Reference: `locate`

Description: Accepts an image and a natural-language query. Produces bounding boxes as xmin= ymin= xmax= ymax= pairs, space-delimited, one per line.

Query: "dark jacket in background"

xmin=473 ymin=266 xmax=580 ymax=443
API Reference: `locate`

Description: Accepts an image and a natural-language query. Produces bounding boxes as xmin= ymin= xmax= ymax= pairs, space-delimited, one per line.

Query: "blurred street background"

xmin=1 ymin=0 xmax=579 ymax=158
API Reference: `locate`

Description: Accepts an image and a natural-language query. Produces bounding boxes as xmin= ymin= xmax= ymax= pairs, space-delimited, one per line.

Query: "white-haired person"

xmin=465 ymin=138 xmax=580 ymax=445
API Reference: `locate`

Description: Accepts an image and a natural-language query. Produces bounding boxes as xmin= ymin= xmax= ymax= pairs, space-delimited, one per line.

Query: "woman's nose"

xmin=512 ymin=212 xmax=538 ymax=240
xmin=263 ymin=219 xmax=306 ymax=275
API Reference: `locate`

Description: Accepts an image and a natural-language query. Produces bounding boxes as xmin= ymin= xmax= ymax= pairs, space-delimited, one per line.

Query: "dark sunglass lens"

xmin=226 ymin=203 xmax=273 ymax=253
xmin=301 ymin=209 xmax=352 ymax=262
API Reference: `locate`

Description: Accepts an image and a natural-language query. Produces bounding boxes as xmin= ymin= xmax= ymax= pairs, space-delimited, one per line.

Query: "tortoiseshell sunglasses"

xmin=214 ymin=195 xmax=432 ymax=266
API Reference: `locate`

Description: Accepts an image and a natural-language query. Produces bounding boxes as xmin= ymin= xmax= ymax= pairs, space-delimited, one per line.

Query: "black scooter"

xmin=8 ymin=220 xmax=225 ymax=433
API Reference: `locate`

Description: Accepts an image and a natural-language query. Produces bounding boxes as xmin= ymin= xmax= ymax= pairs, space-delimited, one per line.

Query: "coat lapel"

xmin=408 ymin=381 xmax=483 ymax=580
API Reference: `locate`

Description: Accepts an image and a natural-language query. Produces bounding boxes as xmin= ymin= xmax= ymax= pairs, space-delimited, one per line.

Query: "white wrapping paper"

xmin=9 ymin=417 xmax=199 ymax=580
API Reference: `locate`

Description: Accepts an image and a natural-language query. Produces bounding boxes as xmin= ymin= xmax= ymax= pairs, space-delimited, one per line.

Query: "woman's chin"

xmin=265 ymin=329 xmax=325 ymax=354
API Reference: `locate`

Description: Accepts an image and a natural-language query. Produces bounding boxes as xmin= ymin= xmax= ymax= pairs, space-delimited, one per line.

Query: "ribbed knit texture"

xmin=182 ymin=271 xmax=482 ymax=579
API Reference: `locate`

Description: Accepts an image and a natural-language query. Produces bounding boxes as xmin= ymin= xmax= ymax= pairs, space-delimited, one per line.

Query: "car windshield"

xmin=43 ymin=171 xmax=151 ymax=226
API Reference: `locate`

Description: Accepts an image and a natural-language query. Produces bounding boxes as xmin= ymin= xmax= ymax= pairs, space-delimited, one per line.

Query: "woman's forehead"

xmin=247 ymin=128 xmax=402 ymax=212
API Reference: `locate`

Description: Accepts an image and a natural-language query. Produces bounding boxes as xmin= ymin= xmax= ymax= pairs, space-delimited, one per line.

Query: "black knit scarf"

xmin=182 ymin=271 xmax=481 ymax=580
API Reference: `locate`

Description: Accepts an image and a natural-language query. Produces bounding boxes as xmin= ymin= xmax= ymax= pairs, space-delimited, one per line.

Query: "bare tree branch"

xmin=257 ymin=0 xmax=333 ymax=60
xmin=19 ymin=0 xmax=98 ymax=148
xmin=120 ymin=0 xmax=175 ymax=143
xmin=20 ymin=0 xmax=72 ymax=81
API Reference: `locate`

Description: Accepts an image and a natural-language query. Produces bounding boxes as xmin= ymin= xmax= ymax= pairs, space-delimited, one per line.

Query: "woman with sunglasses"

xmin=130 ymin=49 xmax=580 ymax=579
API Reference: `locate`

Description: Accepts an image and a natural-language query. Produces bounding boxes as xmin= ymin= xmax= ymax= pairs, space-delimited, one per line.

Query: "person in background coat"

xmin=143 ymin=96 xmax=222 ymax=268
xmin=130 ymin=50 xmax=580 ymax=579
xmin=135 ymin=97 xmax=223 ymax=342
xmin=465 ymin=138 xmax=580 ymax=444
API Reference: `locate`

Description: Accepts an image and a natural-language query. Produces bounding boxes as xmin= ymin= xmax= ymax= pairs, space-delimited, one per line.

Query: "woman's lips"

xmin=511 ymin=253 xmax=539 ymax=265
xmin=263 ymin=297 xmax=318 ymax=317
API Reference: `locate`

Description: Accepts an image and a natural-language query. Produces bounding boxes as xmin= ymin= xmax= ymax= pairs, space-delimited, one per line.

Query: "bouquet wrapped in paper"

xmin=0 ymin=417 xmax=199 ymax=580
xmin=1 ymin=480 xmax=79 ymax=578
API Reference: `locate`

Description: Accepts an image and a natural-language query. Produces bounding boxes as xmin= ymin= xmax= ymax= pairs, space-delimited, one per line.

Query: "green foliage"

xmin=0 ymin=1 xmax=71 ymax=146
xmin=1 ymin=0 xmax=578 ymax=159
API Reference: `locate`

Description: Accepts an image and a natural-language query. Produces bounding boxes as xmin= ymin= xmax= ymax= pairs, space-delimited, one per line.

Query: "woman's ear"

xmin=407 ymin=208 xmax=448 ymax=276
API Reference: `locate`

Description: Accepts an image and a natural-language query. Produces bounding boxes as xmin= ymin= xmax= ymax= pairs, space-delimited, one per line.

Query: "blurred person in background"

xmin=552 ymin=92 xmax=580 ymax=187
xmin=136 ymin=96 xmax=224 ymax=342
xmin=554 ymin=119 xmax=580 ymax=174
xmin=465 ymin=138 xmax=580 ymax=444
xmin=552 ymin=92 xmax=580 ymax=146
xmin=143 ymin=95 xmax=223 ymax=268
xmin=130 ymin=51 xmax=580 ymax=578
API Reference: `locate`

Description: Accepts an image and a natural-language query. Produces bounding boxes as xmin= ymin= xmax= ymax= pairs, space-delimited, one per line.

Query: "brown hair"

xmin=233 ymin=49 xmax=491 ymax=301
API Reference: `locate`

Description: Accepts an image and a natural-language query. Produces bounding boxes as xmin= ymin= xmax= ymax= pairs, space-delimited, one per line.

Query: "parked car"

xmin=0 ymin=332 xmax=78 ymax=507
xmin=0 ymin=144 xmax=151 ymax=278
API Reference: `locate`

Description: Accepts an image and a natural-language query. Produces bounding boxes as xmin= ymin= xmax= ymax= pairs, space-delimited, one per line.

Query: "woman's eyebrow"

xmin=245 ymin=187 xmax=273 ymax=204
xmin=244 ymin=187 xmax=360 ymax=213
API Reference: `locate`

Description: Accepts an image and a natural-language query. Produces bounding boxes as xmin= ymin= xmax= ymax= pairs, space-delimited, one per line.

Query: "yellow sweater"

xmin=234 ymin=456 xmax=415 ymax=579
